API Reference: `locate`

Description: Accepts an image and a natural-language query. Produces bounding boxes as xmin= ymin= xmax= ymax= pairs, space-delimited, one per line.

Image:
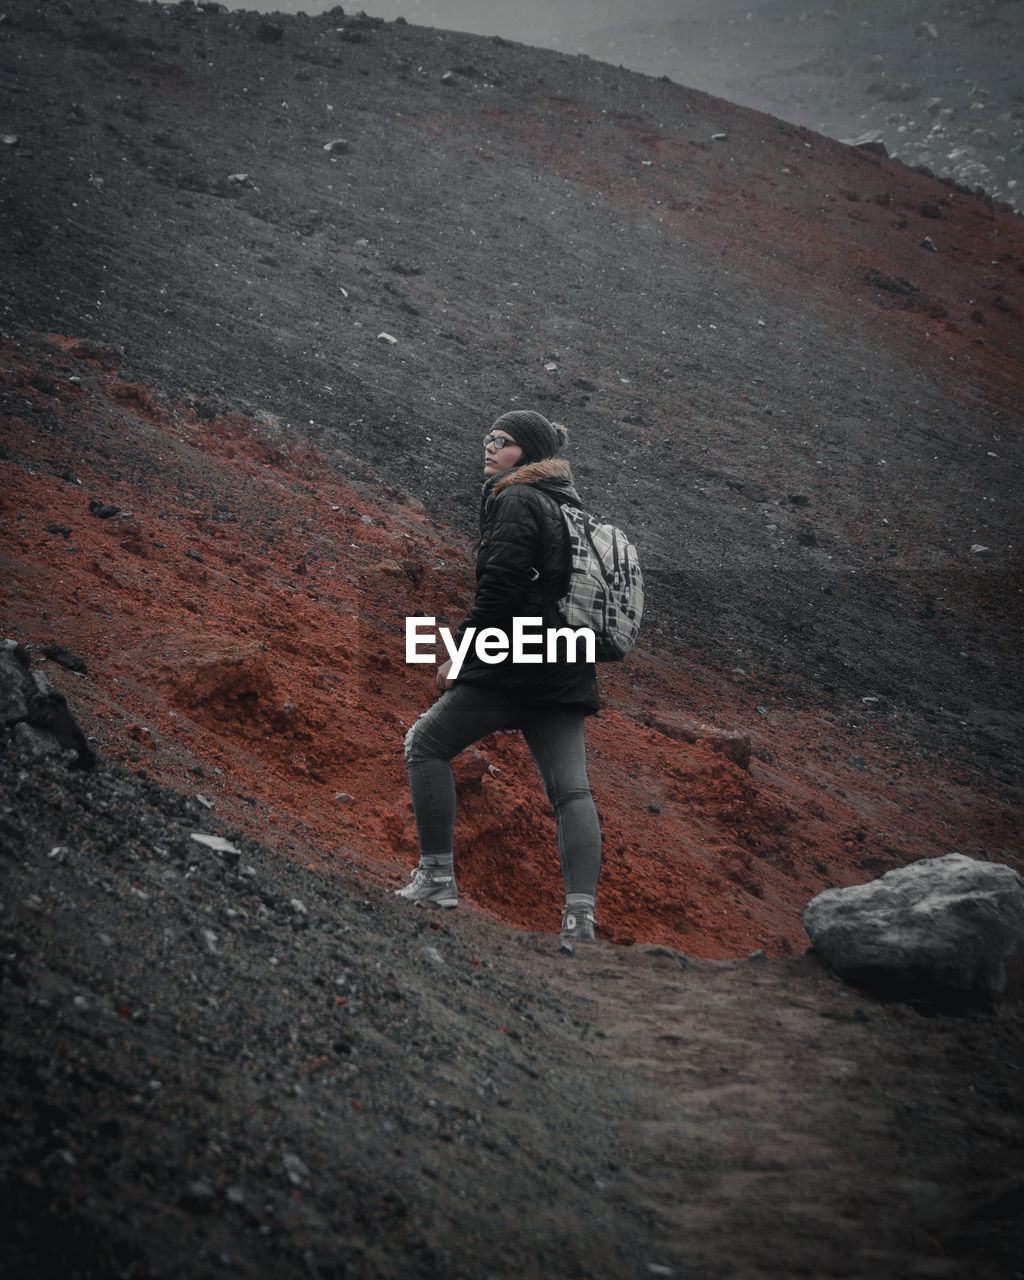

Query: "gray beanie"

xmin=491 ymin=410 xmax=565 ymax=463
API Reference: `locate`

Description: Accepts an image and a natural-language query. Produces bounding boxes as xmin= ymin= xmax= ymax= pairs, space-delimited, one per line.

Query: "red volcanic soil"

xmin=1 ymin=4 xmax=1023 ymax=1278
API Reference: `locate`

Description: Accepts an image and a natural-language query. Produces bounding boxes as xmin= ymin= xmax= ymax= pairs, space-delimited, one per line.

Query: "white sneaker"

xmin=394 ymin=866 xmax=458 ymax=908
xmin=558 ymin=905 xmax=596 ymax=954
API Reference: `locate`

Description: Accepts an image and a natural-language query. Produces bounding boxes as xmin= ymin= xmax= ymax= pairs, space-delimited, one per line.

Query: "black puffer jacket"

xmin=453 ymin=458 xmax=599 ymax=713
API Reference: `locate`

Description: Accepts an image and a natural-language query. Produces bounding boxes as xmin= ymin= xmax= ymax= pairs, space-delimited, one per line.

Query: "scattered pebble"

xmin=190 ymin=833 xmax=241 ymax=854
xmin=282 ymin=1152 xmax=310 ymax=1185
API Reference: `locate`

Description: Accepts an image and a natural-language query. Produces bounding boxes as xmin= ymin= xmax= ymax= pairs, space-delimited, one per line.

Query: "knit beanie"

xmin=490 ymin=410 xmax=565 ymax=463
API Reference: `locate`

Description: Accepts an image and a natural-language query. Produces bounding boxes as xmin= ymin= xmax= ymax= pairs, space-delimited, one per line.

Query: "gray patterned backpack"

xmin=554 ymin=504 xmax=644 ymax=661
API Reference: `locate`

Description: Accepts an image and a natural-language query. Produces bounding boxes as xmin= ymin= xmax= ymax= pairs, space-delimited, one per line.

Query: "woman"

xmin=398 ymin=410 xmax=602 ymax=949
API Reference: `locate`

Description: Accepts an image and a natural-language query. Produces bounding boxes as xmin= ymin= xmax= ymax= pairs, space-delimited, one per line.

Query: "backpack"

xmin=554 ymin=504 xmax=644 ymax=661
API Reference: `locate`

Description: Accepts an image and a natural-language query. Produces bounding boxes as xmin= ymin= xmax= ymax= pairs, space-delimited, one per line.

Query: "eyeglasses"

xmin=484 ymin=433 xmax=519 ymax=451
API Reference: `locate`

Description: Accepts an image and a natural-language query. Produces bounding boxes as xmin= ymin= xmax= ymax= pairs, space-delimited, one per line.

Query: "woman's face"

xmin=483 ymin=430 xmax=524 ymax=476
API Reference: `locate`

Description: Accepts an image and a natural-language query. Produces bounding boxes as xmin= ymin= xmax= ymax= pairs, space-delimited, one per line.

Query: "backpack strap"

xmin=527 ymin=490 xmax=573 ymax=603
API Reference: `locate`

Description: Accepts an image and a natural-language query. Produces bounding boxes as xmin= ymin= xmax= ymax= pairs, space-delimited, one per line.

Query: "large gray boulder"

xmin=803 ymin=854 xmax=1024 ymax=1010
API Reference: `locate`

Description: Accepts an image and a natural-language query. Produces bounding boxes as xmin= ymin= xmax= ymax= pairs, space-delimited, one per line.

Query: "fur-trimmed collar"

xmin=491 ymin=457 xmax=573 ymax=494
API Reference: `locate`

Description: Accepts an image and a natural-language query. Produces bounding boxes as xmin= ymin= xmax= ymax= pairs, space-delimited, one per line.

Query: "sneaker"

xmin=394 ymin=865 xmax=458 ymax=908
xmin=558 ymin=905 xmax=595 ymax=954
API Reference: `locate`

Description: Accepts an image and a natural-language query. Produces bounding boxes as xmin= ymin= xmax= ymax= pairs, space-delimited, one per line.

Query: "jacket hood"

xmin=489 ymin=457 xmax=580 ymax=503
xmin=478 ymin=458 xmax=581 ymax=535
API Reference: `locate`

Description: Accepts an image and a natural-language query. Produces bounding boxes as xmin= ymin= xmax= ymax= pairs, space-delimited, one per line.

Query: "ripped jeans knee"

xmin=403 ymin=717 xmax=422 ymax=762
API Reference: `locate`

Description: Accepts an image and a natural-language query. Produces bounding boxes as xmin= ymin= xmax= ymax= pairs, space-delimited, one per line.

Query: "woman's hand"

xmin=436 ymin=659 xmax=454 ymax=691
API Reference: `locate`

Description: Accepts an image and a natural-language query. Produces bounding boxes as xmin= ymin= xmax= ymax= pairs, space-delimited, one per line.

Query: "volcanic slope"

xmin=3 ymin=0 xmax=1021 ymax=906
xmin=2 ymin=5 xmax=1024 ymax=1280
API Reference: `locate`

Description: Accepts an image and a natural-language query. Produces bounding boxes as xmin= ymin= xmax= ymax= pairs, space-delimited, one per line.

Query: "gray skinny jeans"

xmin=404 ymin=683 xmax=601 ymax=897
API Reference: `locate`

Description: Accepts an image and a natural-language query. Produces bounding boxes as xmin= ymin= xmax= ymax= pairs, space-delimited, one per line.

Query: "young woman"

xmin=398 ymin=410 xmax=602 ymax=949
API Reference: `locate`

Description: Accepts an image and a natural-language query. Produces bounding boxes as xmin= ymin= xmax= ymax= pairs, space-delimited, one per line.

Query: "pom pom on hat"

xmin=491 ymin=410 xmax=566 ymax=463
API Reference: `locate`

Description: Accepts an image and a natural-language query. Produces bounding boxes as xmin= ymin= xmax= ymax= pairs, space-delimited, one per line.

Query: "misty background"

xmin=202 ymin=0 xmax=1022 ymax=209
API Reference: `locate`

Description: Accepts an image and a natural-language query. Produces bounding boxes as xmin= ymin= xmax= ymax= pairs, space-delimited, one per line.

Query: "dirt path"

xmin=493 ymin=927 xmax=1024 ymax=1279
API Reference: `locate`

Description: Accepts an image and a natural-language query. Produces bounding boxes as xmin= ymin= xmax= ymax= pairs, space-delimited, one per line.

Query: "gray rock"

xmin=803 ymin=854 xmax=1024 ymax=1009
xmin=0 ymin=642 xmax=31 ymax=727
xmin=0 ymin=640 xmax=95 ymax=769
xmin=282 ymin=1152 xmax=310 ymax=1185
xmin=842 ymin=131 xmax=889 ymax=157
xmin=179 ymin=1180 xmax=216 ymax=1212
xmin=12 ymin=720 xmax=67 ymax=762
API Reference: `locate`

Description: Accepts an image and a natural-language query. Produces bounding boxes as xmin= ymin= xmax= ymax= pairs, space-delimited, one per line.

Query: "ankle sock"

xmin=565 ymin=892 xmax=595 ymax=913
xmin=421 ymin=853 xmax=454 ymax=873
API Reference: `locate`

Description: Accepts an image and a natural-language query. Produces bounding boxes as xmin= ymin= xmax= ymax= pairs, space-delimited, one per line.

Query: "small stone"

xmin=843 ymin=132 xmax=889 ymax=157
xmin=189 ymin=833 xmax=240 ymax=854
xmin=634 ymin=943 xmax=688 ymax=971
xmin=282 ymin=1152 xmax=310 ymax=1185
xmin=180 ymin=1180 xmax=216 ymax=1212
xmin=41 ymin=645 xmax=87 ymax=673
